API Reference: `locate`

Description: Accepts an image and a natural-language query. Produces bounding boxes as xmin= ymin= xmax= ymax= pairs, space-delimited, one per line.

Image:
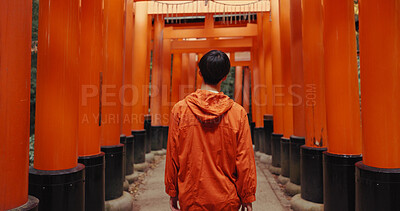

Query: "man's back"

xmin=165 ymin=89 xmax=257 ymax=210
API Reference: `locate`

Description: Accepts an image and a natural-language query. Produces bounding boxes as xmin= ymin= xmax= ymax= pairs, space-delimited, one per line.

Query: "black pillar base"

xmin=101 ymin=144 xmax=124 ymax=201
xmin=289 ymin=136 xmax=305 ymax=185
xmin=151 ymin=126 xmax=163 ymax=151
xmin=323 ymin=152 xmax=362 ymax=211
xmin=271 ymin=133 xmax=283 ymax=167
xmin=300 ymin=145 xmax=327 ymax=203
xmin=254 ymin=128 xmax=261 ymax=152
xmin=280 ymin=137 xmax=290 ymax=177
xmin=162 ymin=126 xmax=169 ymax=149
xmin=259 ymin=128 xmax=266 ymax=153
xmin=78 ymin=152 xmax=105 ymax=211
xmin=144 ymin=115 xmax=152 ymax=153
xmin=355 ymin=161 xmax=400 ymax=211
xmin=263 ymin=115 xmax=273 ymax=155
xmin=132 ymin=130 xmax=146 ymax=164
xmin=29 ymin=164 xmax=85 ymax=211
xmin=120 ymin=135 xmax=134 ymax=175
xmin=250 ymin=121 xmax=255 ymax=145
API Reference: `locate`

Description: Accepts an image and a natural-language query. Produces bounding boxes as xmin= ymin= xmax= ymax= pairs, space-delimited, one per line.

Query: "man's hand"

xmin=241 ymin=203 xmax=253 ymax=211
xmin=169 ymin=197 xmax=180 ymax=211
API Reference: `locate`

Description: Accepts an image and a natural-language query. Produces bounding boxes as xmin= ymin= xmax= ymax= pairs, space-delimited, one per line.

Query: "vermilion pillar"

xmin=171 ymin=53 xmax=182 ymax=106
xmin=279 ymin=0 xmax=294 ymax=182
xmin=29 ymin=0 xmax=85 ymax=210
xmin=0 ymin=1 xmax=38 ymax=210
xmin=234 ymin=66 xmax=244 ymax=105
xmin=132 ymin=1 xmax=149 ymax=131
xmin=180 ymin=53 xmax=190 ymax=100
xmin=188 ymin=53 xmax=197 ymax=92
xmin=145 ymin=15 xmax=152 ymax=115
xmin=121 ymin=0 xmax=136 ymax=180
xmin=243 ymin=67 xmax=251 ymax=114
xmin=287 ymin=0 xmax=306 ymax=194
xmin=101 ymin=0 xmax=125 ymax=202
xmin=77 ymin=0 xmax=105 ymax=209
xmin=131 ymin=2 xmax=148 ymax=170
xmin=143 ymin=14 xmax=152 ymax=159
xmin=257 ymin=13 xmax=268 ymax=156
xmin=263 ymin=13 xmax=273 ymax=116
xmin=262 ymin=13 xmax=274 ymax=156
xmin=257 ymin=13 xmax=267 ymax=118
xmin=243 ymin=67 xmax=254 ymax=145
xmin=151 ymin=16 xmax=163 ymax=127
xmin=161 ymin=39 xmax=172 ymax=149
xmin=356 ymin=1 xmax=400 ymax=210
xmin=251 ymin=47 xmax=262 ymax=153
xmin=298 ymin=0 xmax=327 ymax=205
xmin=270 ymin=0 xmax=284 ymax=174
xmin=196 ymin=53 xmax=204 ymax=90
xmin=322 ymin=0 xmax=362 ymax=210
xmin=150 ymin=16 xmax=164 ymax=151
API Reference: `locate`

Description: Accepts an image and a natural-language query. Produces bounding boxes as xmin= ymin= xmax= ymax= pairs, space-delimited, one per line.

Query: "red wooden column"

xmin=143 ymin=15 xmax=152 ymax=156
xmin=234 ymin=66 xmax=244 ymax=105
xmin=180 ymin=53 xmax=190 ymax=100
xmin=270 ymin=0 xmax=284 ymax=172
xmin=28 ymin=0 xmax=84 ymax=210
xmin=257 ymin=13 xmax=267 ymax=119
xmin=132 ymin=1 xmax=149 ymax=131
xmin=150 ymin=15 xmax=164 ymax=151
xmin=196 ymin=53 xmax=204 ymax=90
xmin=188 ymin=53 xmax=197 ymax=92
xmin=131 ymin=2 xmax=149 ymax=169
xmin=0 ymin=1 xmax=38 ymax=210
xmin=356 ymin=1 xmax=400 ymax=210
xmin=243 ymin=66 xmax=253 ymax=145
xmin=263 ymin=13 xmax=274 ymax=116
xmin=77 ymin=0 xmax=105 ymax=209
xmin=257 ymin=13 xmax=269 ymax=156
xmin=243 ymin=67 xmax=251 ymax=114
xmin=322 ymin=0 xmax=362 ymax=210
xmin=171 ymin=53 xmax=182 ymax=106
xmin=299 ymin=0 xmax=327 ymax=205
xmin=251 ymin=45 xmax=262 ymax=153
xmin=262 ymin=12 xmax=274 ymax=156
xmin=122 ymin=0 xmax=138 ymax=181
xmin=279 ymin=0 xmax=294 ymax=181
xmin=100 ymin=0 xmax=125 ymax=202
xmin=144 ymin=15 xmax=152 ymax=116
xmin=161 ymin=39 xmax=172 ymax=149
xmin=287 ymin=0 xmax=306 ymax=193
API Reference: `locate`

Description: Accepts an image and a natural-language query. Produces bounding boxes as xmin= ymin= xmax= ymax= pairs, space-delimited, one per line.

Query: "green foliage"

xmin=30 ymin=0 xmax=39 ymax=135
xmin=32 ymin=0 xmax=39 ymax=42
xmin=29 ymin=135 xmax=35 ymax=166
xmin=220 ymin=67 xmax=235 ymax=99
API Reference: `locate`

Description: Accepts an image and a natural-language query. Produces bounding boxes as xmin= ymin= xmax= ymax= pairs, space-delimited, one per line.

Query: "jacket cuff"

xmin=241 ymin=194 xmax=256 ymax=203
xmin=166 ymin=187 xmax=178 ymax=198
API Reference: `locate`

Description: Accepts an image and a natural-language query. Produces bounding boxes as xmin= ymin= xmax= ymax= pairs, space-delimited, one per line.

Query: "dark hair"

xmin=198 ymin=50 xmax=231 ymax=85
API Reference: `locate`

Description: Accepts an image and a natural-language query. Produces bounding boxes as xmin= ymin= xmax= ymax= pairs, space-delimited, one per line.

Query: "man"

xmin=165 ymin=50 xmax=256 ymax=211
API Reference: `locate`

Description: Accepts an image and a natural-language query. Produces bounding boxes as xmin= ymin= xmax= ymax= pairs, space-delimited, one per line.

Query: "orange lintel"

xmin=170 ymin=37 xmax=253 ymax=50
xmin=171 ymin=47 xmax=251 ymax=54
xmin=164 ymin=23 xmax=257 ymax=39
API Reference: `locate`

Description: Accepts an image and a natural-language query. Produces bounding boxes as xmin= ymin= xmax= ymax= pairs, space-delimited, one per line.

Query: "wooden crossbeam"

xmin=171 ymin=37 xmax=253 ymax=50
xmin=164 ymin=23 xmax=257 ymax=39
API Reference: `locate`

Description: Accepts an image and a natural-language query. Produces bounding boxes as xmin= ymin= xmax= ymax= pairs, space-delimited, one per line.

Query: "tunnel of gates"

xmin=0 ymin=0 xmax=399 ymax=211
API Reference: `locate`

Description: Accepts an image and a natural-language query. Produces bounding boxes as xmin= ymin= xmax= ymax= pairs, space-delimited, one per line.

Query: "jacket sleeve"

xmin=164 ymin=110 xmax=180 ymax=197
xmin=235 ymin=113 xmax=257 ymax=203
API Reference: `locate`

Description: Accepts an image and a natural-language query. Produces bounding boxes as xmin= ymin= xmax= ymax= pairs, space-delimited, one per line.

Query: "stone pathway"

xmin=132 ymin=155 xmax=289 ymax=211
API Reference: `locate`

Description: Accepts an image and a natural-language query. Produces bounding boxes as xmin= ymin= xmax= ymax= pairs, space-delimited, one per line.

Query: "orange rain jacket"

xmin=165 ymin=89 xmax=257 ymax=210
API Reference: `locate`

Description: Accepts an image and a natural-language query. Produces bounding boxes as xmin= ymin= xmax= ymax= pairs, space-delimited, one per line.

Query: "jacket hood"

xmin=185 ymin=89 xmax=234 ymax=124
